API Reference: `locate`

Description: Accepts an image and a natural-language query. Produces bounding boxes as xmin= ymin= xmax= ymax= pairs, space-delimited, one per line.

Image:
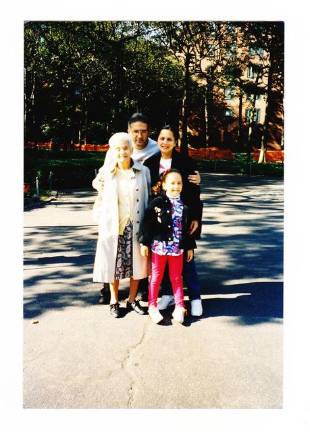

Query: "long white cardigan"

xmin=92 ymin=160 xmax=151 ymax=283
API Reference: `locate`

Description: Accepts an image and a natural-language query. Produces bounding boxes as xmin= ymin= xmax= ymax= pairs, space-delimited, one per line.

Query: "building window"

xmin=226 ymin=43 xmax=237 ymax=59
xmin=224 ymin=88 xmax=234 ymax=100
xmin=247 ymin=65 xmax=259 ymax=80
xmin=246 ymin=93 xmax=261 ymax=102
xmin=245 ymin=108 xmax=260 ymax=123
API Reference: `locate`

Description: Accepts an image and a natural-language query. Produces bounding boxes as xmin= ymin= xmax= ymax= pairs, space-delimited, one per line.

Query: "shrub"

xmin=196 ymin=154 xmax=283 ymax=177
xmin=24 ymin=150 xmax=106 ymax=189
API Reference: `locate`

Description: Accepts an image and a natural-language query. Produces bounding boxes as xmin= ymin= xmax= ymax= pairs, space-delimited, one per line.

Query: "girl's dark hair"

xmin=151 ymin=168 xmax=182 ymax=196
xmin=161 ymin=168 xmax=182 ymax=184
xmin=159 ymin=124 xmax=178 ymax=141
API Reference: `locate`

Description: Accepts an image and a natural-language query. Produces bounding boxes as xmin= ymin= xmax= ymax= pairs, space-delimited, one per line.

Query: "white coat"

xmin=92 ymin=160 xmax=151 ymax=283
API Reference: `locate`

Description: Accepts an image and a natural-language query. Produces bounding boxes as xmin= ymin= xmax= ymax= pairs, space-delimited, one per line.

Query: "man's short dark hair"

xmin=128 ymin=113 xmax=150 ymax=128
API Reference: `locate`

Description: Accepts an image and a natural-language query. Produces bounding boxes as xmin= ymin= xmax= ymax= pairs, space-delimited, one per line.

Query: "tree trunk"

xmin=81 ymin=75 xmax=88 ymax=143
xmin=258 ymin=135 xmax=266 ymax=163
xmin=248 ymin=70 xmax=261 ymax=147
xmin=205 ymin=67 xmax=215 ymax=147
xmin=260 ymin=52 xmax=275 ymax=163
xmin=84 ymin=108 xmax=88 ymax=143
xmin=202 ymin=92 xmax=208 ymax=147
xmin=246 ymin=96 xmax=258 ymax=173
xmin=78 ymin=128 xmax=81 ymax=149
xmin=30 ymin=72 xmax=36 ymax=141
xmin=112 ymin=41 xmax=126 ymax=131
xmin=24 ymin=68 xmax=27 ymax=134
xmin=248 ymin=94 xmax=257 ymax=152
xmin=238 ymin=89 xmax=243 ymax=149
xmin=180 ymin=53 xmax=191 ymax=155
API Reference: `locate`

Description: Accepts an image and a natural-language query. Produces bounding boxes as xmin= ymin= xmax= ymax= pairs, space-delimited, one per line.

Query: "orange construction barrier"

xmin=24 ymin=142 xmax=284 ymax=162
xmin=252 ymin=150 xmax=284 ymax=162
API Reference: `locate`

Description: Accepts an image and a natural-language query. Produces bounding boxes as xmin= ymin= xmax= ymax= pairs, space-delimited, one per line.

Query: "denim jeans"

xmin=161 ymin=255 xmax=201 ymax=301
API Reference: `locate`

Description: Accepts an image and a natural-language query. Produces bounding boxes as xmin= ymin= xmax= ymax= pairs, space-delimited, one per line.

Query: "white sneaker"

xmin=191 ymin=299 xmax=203 ymax=316
xmin=158 ymin=295 xmax=175 ymax=310
xmin=148 ymin=305 xmax=163 ymax=324
xmin=172 ymin=306 xmax=186 ymax=324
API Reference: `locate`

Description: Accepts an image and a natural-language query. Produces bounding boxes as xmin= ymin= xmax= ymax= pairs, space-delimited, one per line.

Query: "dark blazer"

xmin=144 ymin=148 xmax=203 ymax=238
xmin=139 ymin=193 xmax=196 ymax=251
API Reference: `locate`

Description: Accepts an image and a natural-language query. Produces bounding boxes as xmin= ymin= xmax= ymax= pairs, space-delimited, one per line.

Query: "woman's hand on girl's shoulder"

xmin=188 ymin=170 xmax=201 ymax=185
xmin=188 ymin=220 xmax=199 ymax=235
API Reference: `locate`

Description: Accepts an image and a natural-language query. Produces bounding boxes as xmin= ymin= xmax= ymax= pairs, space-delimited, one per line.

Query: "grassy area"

xmin=196 ymin=154 xmax=284 ymax=177
xmin=24 ymin=150 xmax=106 ymax=189
xmin=24 ymin=150 xmax=283 ymax=192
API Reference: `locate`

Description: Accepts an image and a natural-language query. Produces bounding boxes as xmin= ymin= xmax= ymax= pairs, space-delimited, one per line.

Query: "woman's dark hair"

xmin=128 ymin=113 xmax=150 ymax=128
xmin=158 ymin=124 xmax=178 ymax=141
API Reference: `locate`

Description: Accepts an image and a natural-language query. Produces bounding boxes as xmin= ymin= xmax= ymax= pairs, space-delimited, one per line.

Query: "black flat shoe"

xmin=98 ymin=285 xmax=110 ymax=304
xmin=110 ymin=303 xmax=120 ymax=318
xmin=126 ymin=300 xmax=145 ymax=315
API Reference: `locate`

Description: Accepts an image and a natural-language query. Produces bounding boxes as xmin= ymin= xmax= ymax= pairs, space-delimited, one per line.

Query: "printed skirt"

xmin=114 ymin=221 xmax=133 ymax=280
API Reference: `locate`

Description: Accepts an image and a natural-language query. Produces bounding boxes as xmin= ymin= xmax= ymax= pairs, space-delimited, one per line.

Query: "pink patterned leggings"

xmin=148 ymin=252 xmax=184 ymax=308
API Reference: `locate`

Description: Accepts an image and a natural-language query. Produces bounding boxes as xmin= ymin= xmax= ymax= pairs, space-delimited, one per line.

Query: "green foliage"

xmin=24 ymin=21 xmax=284 ymax=153
xmin=24 ymin=150 xmax=106 ymax=188
xmin=24 ymin=21 xmax=184 ymax=143
xmin=196 ymin=154 xmax=283 ymax=177
xmin=232 ymin=153 xmax=251 ymax=175
xmin=25 ymin=149 xmax=283 ymax=191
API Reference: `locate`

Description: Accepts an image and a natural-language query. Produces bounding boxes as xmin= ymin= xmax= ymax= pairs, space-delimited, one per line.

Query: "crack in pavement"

xmin=120 ymin=318 xmax=150 ymax=408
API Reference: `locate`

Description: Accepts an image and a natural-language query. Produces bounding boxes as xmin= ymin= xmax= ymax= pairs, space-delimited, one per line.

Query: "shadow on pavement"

xmin=24 ymin=175 xmax=283 ymax=326
xmin=201 ymin=281 xmax=283 ymax=322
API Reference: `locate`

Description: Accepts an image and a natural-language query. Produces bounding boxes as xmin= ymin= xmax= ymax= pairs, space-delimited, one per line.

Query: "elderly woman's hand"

xmin=92 ymin=173 xmax=105 ymax=192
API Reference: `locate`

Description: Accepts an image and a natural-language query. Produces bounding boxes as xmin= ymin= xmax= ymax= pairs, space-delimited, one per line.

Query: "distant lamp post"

xmin=35 ymin=175 xmax=39 ymax=196
xmin=35 ymin=170 xmax=41 ymax=197
xmin=48 ymin=171 xmax=53 ymax=191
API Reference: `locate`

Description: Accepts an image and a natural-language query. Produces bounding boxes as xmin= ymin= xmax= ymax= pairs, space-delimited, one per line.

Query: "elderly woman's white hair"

xmin=108 ymin=132 xmax=133 ymax=153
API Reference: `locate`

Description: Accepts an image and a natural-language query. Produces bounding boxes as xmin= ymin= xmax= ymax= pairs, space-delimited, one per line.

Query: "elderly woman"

xmin=92 ymin=132 xmax=151 ymax=318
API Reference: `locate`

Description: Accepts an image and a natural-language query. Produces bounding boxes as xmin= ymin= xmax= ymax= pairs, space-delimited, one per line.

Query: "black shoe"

xmin=98 ymin=285 xmax=110 ymax=304
xmin=126 ymin=300 xmax=145 ymax=315
xmin=110 ymin=303 xmax=120 ymax=318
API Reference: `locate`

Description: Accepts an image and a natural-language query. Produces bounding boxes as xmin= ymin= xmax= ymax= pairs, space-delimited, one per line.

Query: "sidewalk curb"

xmin=24 ymin=195 xmax=57 ymax=211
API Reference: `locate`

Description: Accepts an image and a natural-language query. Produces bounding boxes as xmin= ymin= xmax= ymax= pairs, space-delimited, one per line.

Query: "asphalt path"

xmin=23 ymin=173 xmax=283 ymax=408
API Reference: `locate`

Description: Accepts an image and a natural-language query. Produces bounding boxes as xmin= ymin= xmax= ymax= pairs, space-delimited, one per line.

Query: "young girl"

xmin=92 ymin=132 xmax=151 ymax=318
xmin=139 ymin=169 xmax=196 ymax=324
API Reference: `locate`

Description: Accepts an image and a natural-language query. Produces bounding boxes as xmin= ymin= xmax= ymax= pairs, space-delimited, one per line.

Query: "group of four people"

xmin=92 ymin=113 xmax=203 ymax=324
